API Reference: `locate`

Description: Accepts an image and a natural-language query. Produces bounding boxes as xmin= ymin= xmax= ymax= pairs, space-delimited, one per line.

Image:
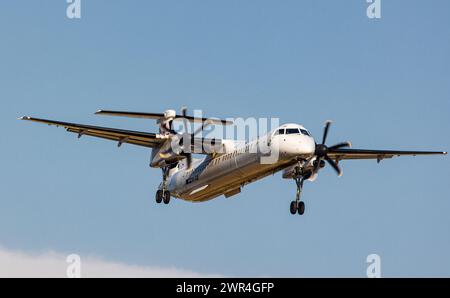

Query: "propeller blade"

xmin=328 ymin=141 xmax=352 ymax=150
xmin=322 ymin=120 xmax=332 ymax=145
xmin=324 ymin=155 xmax=342 ymax=177
xmin=313 ymin=157 xmax=322 ymax=174
xmin=192 ymin=119 xmax=214 ymax=137
xmin=179 ymin=133 xmax=193 ymax=153
xmin=180 ymin=106 xmax=190 ymax=133
xmin=184 ymin=153 xmax=192 ymax=169
xmin=181 ymin=106 xmax=187 ymax=116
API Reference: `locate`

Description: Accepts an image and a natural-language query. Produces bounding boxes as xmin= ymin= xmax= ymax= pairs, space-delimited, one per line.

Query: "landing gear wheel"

xmin=163 ymin=191 xmax=171 ymax=204
xmin=297 ymin=201 xmax=305 ymax=215
xmin=155 ymin=190 xmax=163 ymax=204
xmin=290 ymin=201 xmax=297 ymax=215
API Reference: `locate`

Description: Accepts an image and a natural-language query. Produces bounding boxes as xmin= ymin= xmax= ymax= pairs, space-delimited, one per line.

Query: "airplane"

xmin=19 ymin=108 xmax=447 ymax=216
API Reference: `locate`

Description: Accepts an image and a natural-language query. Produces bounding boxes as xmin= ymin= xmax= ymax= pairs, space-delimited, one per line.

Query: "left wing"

xmin=20 ymin=116 xmax=167 ymax=148
xmin=328 ymin=148 xmax=447 ymax=162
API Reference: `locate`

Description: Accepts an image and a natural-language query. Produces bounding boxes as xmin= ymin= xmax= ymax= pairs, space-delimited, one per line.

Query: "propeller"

xmin=157 ymin=107 xmax=193 ymax=168
xmin=159 ymin=106 xmax=212 ymax=169
xmin=311 ymin=121 xmax=352 ymax=177
xmin=178 ymin=107 xmax=216 ymax=169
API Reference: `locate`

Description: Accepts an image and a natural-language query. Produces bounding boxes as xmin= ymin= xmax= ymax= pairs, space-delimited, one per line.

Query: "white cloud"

xmin=0 ymin=247 xmax=218 ymax=278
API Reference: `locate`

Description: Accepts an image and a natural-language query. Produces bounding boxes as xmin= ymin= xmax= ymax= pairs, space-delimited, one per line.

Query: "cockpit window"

xmin=275 ymin=128 xmax=310 ymax=135
xmin=286 ymin=128 xmax=300 ymax=134
xmin=300 ymin=129 xmax=310 ymax=136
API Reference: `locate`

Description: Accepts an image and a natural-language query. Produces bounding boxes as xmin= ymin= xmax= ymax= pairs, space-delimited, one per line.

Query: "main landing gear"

xmin=155 ymin=189 xmax=171 ymax=204
xmin=290 ymin=167 xmax=308 ymax=216
xmin=155 ymin=167 xmax=171 ymax=205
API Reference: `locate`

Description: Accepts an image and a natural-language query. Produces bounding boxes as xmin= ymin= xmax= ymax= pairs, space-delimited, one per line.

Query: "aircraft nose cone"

xmin=276 ymin=135 xmax=316 ymax=158
xmin=299 ymin=137 xmax=316 ymax=155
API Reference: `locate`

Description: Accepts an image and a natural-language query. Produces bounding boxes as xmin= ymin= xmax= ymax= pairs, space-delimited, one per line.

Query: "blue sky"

xmin=1 ymin=0 xmax=449 ymax=277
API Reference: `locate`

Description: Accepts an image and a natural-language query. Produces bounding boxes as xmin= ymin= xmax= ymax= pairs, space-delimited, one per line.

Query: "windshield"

xmin=274 ymin=128 xmax=310 ymax=136
xmin=300 ymin=129 xmax=310 ymax=136
xmin=286 ymin=128 xmax=300 ymax=134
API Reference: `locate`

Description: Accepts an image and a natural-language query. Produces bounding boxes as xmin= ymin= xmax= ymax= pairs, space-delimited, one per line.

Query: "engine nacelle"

xmin=149 ymin=134 xmax=225 ymax=168
xmin=150 ymin=147 xmax=185 ymax=168
xmin=149 ymin=137 xmax=185 ymax=168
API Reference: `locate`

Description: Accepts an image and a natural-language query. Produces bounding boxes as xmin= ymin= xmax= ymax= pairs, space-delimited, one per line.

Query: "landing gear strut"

xmin=155 ymin=167 xmax=171 ymax=205
xmin=290 ymin=167 xmax=307 ymax=215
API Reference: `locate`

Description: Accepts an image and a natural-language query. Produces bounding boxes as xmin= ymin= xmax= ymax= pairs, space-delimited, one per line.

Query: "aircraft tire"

xmin=163 ymin=191 xmax=171 ymax=204
xmin=290 ymin=201 xmax=297 ymax=215
xmin=156 ymin=190 xmax=163 ymax=204
xmin=298 ymin=201 xmax=305 ymax=215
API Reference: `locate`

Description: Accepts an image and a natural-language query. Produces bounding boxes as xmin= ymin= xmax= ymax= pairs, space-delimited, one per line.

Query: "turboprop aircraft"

xmin=20 ymin=108 xmax=447 ymax=216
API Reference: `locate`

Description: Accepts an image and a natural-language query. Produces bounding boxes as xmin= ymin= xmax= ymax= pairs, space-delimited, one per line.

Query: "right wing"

xmin=20 ymin=116 xmax=167 ymax=148
xmin=327 ymin=148 xmax=447 ymax=162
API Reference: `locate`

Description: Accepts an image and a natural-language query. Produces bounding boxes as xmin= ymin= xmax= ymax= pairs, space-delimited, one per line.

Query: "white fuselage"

xmin=165 ymin=124 xmax=316 ymax=202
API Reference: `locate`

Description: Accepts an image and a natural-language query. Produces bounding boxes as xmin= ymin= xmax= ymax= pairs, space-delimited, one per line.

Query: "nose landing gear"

xmin=290 ymin=167 xmax=308 ymax=215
